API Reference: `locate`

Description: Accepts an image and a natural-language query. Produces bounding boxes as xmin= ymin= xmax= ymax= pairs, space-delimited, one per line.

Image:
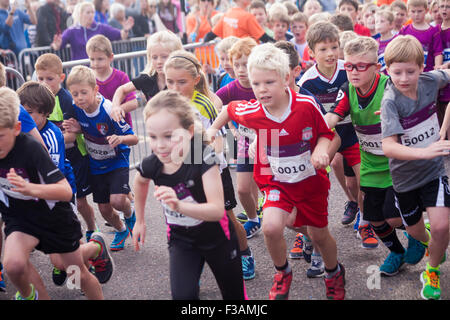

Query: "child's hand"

xmin=107 ymin=135 xmax=123 ymax=148
xmin=204 ymin=128 xmax=217 ymax=144
xmin=7 ymin=168 xmax=33 ymax=196
xmin=132 ymin=222 xmax=146 ymax=252
xmin=62 ymin=118 xmax=81 ymax=133
xmin=154 ymin=185 xmax=180 ymax=212
xmin=111 ymin=105 xmax=126 ymax=123
xmin=421 ymin=140 xmax=450 ymax=159
xmin=310 ymin=150 xmax=330 ymax=170
xmin=248 ymin=138 xmax=257 ymax=159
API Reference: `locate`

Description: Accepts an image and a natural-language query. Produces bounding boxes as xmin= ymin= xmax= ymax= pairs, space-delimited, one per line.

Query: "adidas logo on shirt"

xmin=280 ymin=129 xmax=289 ymax=136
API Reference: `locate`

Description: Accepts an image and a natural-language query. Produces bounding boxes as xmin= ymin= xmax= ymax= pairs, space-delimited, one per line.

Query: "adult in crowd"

xmin=51 ymin=1 xmax=133 ymax=60
xmin=94 ymin=0 xmax=109 ymax=24
xmin=109 ymin=2 xmax=135 ymax=37
xmin=0 ymin=0 xmax=37 ymax=56
xmin=132 ymin=0 xmax=166 ymax=37
xmin=35 ymin=0 xmax=70 ymax=47
xmin=186 ymin=0 xmax=217 ymax=43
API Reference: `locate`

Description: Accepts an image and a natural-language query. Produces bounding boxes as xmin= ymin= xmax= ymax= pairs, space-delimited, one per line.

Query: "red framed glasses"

xmin=343 ymin=62 xmax=377 ymax=72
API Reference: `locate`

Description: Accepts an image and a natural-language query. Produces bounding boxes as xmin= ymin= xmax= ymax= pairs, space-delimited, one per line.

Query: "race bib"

xmin=444 ymin=48 xmax=450 ymax=63
xmin=161 ymin=182 xmax=203 ymax=227
xmin=85 ymin=138 xmax=117 ymax=161
xmin=238 ymin=124 xmax=256 ymax=142
xmin=354 ymin=123 xmax=384 ymax=156
xmin=0 ymin=177 xmax=37 ymax=202
xmin=266 ymin=142 xmax=316 ymax=183
xmin=400 ymin=103 xmax=439 ymax=148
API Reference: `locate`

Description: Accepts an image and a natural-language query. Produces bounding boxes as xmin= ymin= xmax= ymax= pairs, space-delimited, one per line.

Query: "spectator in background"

xmin=132 ymin=0 xmax=166 ymax=37
xmin=51 ymin=1 xmax=133 ymax=60
xmin=0 ymin=0 xmax=37 ymax=56
xmin=186 ymin=0 xmax=217 ymax=42
xmin=109 ymin=2 xmax=135 ymax=37
xmin=35 ymin=0 xmax=69 ymax=47
xmin=157 ymin=0 xmax=179 ymax=34
xmin=94 ymin=0 xmax=109 ymax=24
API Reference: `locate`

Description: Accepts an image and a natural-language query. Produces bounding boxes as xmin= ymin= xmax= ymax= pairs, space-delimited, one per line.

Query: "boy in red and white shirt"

xmin=207 ymin=43 xmax=345 ymax=300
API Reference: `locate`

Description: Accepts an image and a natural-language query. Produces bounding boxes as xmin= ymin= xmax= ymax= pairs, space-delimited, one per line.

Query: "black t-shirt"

xmin=137 ymin=141 xmax=229 ymax=248
xmin=0 ymin=133 xmax=72 ymax=220
xmin=132 ymin=73 xmax=166 ymax=101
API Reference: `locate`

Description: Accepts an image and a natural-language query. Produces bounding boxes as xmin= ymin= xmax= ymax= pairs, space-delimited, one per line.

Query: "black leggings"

xmin=168 ymin=233 xmax=245 ymax=300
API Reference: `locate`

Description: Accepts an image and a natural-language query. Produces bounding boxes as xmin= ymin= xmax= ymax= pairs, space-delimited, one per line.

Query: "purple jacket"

xmin=61 ymin=22 xmax=121 ymax=60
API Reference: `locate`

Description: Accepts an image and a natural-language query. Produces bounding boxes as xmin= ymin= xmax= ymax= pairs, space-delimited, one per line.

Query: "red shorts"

xmin=260 ymin=175 xmax=330 ymax=228
xmin=338 ymin=142 xmax=361 ymax=168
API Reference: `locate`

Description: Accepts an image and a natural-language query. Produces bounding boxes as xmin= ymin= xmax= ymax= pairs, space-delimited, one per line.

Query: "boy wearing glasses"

xmin=325 ymin=36 xmax=424 ymax=277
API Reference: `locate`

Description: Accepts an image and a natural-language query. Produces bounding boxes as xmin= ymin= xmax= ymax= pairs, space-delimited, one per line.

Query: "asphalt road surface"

xmin=1 ymin=164 xmax=448 ymax=302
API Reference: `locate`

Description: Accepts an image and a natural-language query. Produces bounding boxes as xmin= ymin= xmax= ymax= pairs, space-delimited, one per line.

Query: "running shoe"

xmin=307 ymin=252 xmax=325 ymax=278
xmin=0 ymin=263 xmax=5 ymax=292
xmin=324 ymin=263 xmax=346 ymax=300
xmin=244 ymin=218 xmax=262 ymax=239
xmin=289 ymin=233 xmax=304 ymax=259
xmin=403 ymin=232 xmax=426 ymax=265
xmin=110 ymin=227 xmax=129 ymax=251
xmin=341 ymin=201 xmax=358 ymax=225
xmin=52 ymin=267 xmax=67 ymax=286
xmin=379 ymin=251 xmax=405 ymax=276
xmin=303 ymin=236 xmax=313 ymax=263
xmin=269 ymin=271 xmax=293 ymax=300
xmin=89 ymin=232 xmax=114 ymax=284
xmin=125 ymin=211 xmax=136 ymax=236
xmin=420 ymin=265 xmax=441 ymax=300
xmin=256 ymin=196 xmax=265 ymax=219
xmin=236 ymin=211 xmax=248 ymax=223
xmin=86 ymin=230 xmax=94 ymax=242
xmin=241 ymin=254 xmax=255 ymax=280
xmin=353 ymin=210 xmax=360 ymax=232
xmin=15 ymin=284 xmax=38 ymax=300
xmin=357 ymin=224 xmax=379 ymax=249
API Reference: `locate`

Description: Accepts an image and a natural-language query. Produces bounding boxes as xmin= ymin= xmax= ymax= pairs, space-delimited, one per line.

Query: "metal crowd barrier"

xmin=59 ymin=40 xmax=221 ymax=169
xmin=5 ymin=66 xmax=25 ymax=90
xmin=17 ymin=37 xmax=148 ymax=81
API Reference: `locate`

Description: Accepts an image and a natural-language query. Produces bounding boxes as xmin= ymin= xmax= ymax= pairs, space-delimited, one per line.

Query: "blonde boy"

xmin=65 ymin=65 xmax=138 ymax=251
xmin=215 ymin=36 xmax=239 ymax=89
xmin=381 ymin=35 xmax=450 ymax=300
xmin=207 ymin=43 xmax=345 ymax=300
xmin=268 ymin=10 xmax=292 ymax=42
xmin=390 ymin=0 xmax=408 ymax=33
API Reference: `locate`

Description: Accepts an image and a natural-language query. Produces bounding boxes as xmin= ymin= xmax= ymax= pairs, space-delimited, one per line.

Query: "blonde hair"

xmin=247 ymin=43 xmax=290 ymax=81
xmin=343 ymin=36 xmax=379 ymax=62
xmin=407 ymin=0 xmax=428 ymax=9
xmin=66 ymin=65 xmax=97 ymax=89
xmin=308 ymin=12 xmax=331 ymax=25
xmin=0 ymin=87 xmax=20 ymax=129
xmin=143 ymin=30 xmax=183 ymax=75
xmin=291 ymin=12 xmax=308 ymax=26
xmin=86 ymin=34 xmax=113 ymax=57
xmin=384 ymin=35 xmax=424 ymax=68
xmin=0 ymin=62 xmax=6 ymax=87
xmin=375 ymin=9 xmax=394 ymax=24
xmin=228 ymin=37 xmax=257 ymax=64
xmin=164 ymin=50 xmax=212 ymax=100
xmin=269 ymin=10 xmax=291 ymax=25
xmin=339 ymin=31 xmax=358 ymax=49
xmin=72 ymin=1 xmax=95 ymax=26
xmin=35 ymin=53 xmax=64 ymax=75
xmin=215 ymin=36 xmax=239 ymax=55
xmin=306 ymin=21 xmax=340 ymax=51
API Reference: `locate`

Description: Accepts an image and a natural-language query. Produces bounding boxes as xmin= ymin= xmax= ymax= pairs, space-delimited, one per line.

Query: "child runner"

xmin=87 ymin=34 xmax=137 ymax=127
xmin=17 ymin=81 xmax=114 ymax=287
xmin=132 ymin=90 xmax=246 ymax=300
xmin=111 ymin=30 xmax=183 ymax=122
xmin=300 ymin=22 xmax=378 ymax=249
xmin=326 ymin=36 xmax=426 ymax=277
xmin=207 ymin=43 xmax=345 ymax=300
xmin=215 ymin=36 xmax=239 ymax=90
xmin=215 ymin=38 xmax=262 ymax=240
xmin=35 ymin=53 xmax=98 ymax=242
xmin=338 ymin=0 xmax=371 ymax=36
xmin=0 ymin=87 xmax=104 ymax=300
xmin=64 ymin=66 xmax=139 ymax=251
xmin=391 ymin=0 xmax=409 ymax=34
xmin=381 ymin=35 xmax=450 ymax=300
xmin=375 ymin=10 xmax=396 ymax=75
xmin=399 ymin=0 xmax=443 ymax=71
xmin=163 ymin=50 xmax=255 ymax=280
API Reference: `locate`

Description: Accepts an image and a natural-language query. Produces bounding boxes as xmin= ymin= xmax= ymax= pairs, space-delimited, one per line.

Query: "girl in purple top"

xmin=399 ymin=1 xmax=443 ymax=71
xmin=437 ymin=0 xmax=450 ymax=124
xmin=51 ymin=2 xmax=133 ymax=60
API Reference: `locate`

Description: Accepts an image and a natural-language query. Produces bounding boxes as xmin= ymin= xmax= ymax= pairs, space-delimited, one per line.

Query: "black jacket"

xmin=35 ymin=3 xmax=69 ymax=47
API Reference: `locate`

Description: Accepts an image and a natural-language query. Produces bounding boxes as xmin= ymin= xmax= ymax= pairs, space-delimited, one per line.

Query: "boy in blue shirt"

xmin=64 ymin=65 xmax=139 ymax=251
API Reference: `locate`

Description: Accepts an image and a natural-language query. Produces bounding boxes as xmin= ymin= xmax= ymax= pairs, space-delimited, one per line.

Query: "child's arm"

xmin=153 ymin=166 xmax=225 ymax=221
xmin=205 ymin=107 xmax=231 ymax=142
xmin=7 ymin=168 xmax=72 ymax=202
xmin=132 ymin=172 xmax=151 ymax=251
xmin=440 ymin=102 xmax=450 ymax=140
xmin=111 ymin=82 xmax=138 ymax=122
xmin=435 ymin=54 xmax=444 ymax=68
xmin=382 ymin=135 xmax=450 ymax=160
xmin=311 ymin=136 xmax=331 ymax=170
xmin=107 ymin=133 xmax=139 ymax=148
xmin=324 ymin=112 xmax=342 ymax=130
